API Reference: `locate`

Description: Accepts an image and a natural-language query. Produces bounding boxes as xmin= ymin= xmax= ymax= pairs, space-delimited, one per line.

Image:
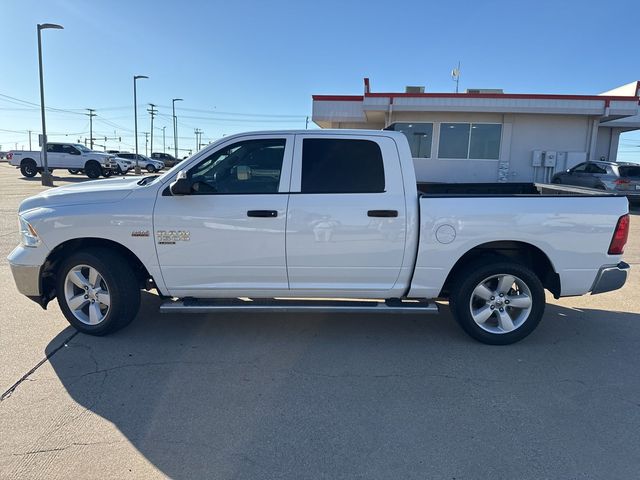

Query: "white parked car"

xmin=68 ymin=157 xmax=135 ymax=176
xmin=116 ymin=153 xmax=164 ymax=173
xmin=8 ymin=130 xmax=630 ymax=344
xmin=8 ymin=143 xmax=118 ymax=179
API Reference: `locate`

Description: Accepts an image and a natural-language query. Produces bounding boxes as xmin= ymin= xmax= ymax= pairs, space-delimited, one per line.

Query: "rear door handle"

xmin=367 ymin=210 xmax=398 ymax=218
xmin=247 ymin=210 xmax=278 ymax=218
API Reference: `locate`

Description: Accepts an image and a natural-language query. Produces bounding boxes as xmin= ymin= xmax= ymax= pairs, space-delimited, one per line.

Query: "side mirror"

xmin=170 ymin=171 xmax=192 ymax=196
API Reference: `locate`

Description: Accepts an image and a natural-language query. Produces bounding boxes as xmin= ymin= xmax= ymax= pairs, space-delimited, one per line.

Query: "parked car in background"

xmin=68 ymin=156 xmax=134 ymax=176
xmin=151 ymin=152 xmax=181 ymax=167
xmin=116 ymin=153 xmax=164 ymax=172
xmin=8 ymin=130 xmax=630 ymax=345
xmin=552 ymin=161 xmax=640 ymax=203
xmin=8 ymin=143 xmax=118 ymax=179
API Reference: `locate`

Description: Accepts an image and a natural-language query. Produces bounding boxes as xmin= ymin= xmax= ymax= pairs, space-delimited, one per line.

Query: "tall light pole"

xmin=162 ymin=126 xmax=166 ymax=153
xmin=133 ymin=75 xmax=148 ymax=174
xmin=172 ymin=98 xmax=183 ymax=160
xmin=37 ymin=23 xmax=63 ymax=187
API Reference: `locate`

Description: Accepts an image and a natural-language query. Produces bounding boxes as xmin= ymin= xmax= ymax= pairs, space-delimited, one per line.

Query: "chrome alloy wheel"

xmin=469 ymin=274 xmax=533 ymax=334
xmin=63 ymin=264 xmax=111 ymax=325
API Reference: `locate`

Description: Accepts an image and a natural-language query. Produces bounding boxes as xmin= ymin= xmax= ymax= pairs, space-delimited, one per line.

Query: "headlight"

xmin=19 ymin=217 xmax=40 ymax=247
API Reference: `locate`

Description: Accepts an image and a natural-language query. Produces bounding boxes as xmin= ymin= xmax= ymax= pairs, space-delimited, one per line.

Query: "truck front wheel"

xmin=20 ymin=159 xmax=38 ymax=178
xmin=56 ymin=248 xmax=141 ymax=335
xmin=84 ymin=161 xmax=102 ymax=179
xmin=449 ymin=260 xmax=545 ymax=345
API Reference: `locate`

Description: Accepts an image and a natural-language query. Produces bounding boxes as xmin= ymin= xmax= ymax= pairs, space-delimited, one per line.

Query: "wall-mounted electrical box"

xmin=532 ymin=150 xmax=543 ymax=167
xmin=544 ymin=151 xmax=557 ymax=167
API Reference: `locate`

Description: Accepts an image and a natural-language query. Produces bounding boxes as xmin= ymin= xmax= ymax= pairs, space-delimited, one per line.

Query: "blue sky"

xmin=1 ymin=0 xmax=639 ymax=158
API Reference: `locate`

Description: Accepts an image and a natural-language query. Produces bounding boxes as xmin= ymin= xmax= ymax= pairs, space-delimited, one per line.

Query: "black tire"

xmin=116 ymin=165 xmax=124 ymax=175
xmin=68 ymin=169 xmax=80 ymax=174
xmin=20 ymin=159 xmax=38 ymax=177
xmin=85 ymin=161 xmax=101 ymax=179
xmin=449 ymin=259 xmax=545 ymax=345
xmin=146 ymin=164 xmax=156 ymax=173
xmin=56 ymin=248 xmax=141 ymax=335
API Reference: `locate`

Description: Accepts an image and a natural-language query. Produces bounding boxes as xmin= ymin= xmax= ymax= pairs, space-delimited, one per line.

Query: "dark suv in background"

xmin=151 ymin=152 xmax=181 ymax=168
xmin=552 ymin=161 xmax=640 ymax=203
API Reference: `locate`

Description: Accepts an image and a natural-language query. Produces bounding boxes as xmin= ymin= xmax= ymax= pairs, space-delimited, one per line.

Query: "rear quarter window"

xmin=619 ymin=166 xmax=640 ymax=178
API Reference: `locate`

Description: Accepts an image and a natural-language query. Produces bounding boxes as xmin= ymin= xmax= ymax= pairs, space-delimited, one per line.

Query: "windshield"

xmin=74 ymin=144 xmax=92 ymax=152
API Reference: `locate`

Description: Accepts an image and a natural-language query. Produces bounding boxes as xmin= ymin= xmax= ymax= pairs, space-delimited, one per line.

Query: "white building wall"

xmin=507 ymin=114 xmax=593 ymax=183
xmin=383 ymin=112 xmax=593 ymax=183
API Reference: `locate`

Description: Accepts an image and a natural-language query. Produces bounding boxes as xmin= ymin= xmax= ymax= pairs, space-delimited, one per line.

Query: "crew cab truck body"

xmin=8 ymin=130 xmax=630 ymax=344
xmin=8 ymin=143 xmax=118 ymax=179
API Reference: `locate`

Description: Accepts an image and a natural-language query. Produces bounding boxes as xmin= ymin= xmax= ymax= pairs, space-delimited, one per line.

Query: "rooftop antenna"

xmin=451 ymin=61 xmax=461 ymax=93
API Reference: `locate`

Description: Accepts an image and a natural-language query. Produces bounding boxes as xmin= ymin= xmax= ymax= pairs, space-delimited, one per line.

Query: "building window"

xmin=301 ymin=138 xmax=385 ymax=193
xmin=438 ymin=123 xmax=502 ymax=160
xmin=386 ymin=123 xmax=433 ymax=158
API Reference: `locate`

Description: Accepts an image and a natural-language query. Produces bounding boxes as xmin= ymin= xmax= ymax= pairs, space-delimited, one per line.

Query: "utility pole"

xmin=305 ymin=116 xmax=309 ymax=130
xmin=172 ymin=98 xmax=183 ymax=160
xmin=147 ymin=103 xmax=157 ymax=156
xmin=143 ymin=132 xmax=149 ymax=156
xmin=194 ymin=128 xmax=203 ymax=152
xmin=162 ymin=126 xmax=166 ymax=153
xmin=28 ymin=130 xmax=32 ymax=150
xmin=86 ymin=108 xmax=96 ymax=149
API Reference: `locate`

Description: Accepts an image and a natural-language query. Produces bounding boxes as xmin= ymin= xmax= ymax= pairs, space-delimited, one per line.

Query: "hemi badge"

xmin=131 ymin=230 xmax=150 ymax=237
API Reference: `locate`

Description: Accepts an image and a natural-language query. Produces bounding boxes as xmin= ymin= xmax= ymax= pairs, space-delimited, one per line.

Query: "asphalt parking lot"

xmin=0 ymin=162 xmax=639 ymax=479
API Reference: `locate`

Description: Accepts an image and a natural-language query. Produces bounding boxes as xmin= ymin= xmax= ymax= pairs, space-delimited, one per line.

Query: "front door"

xmin=285 ymin=134 xmax=407 ymax=296
xmin=154 ymin=135 xmax=294 ymax=297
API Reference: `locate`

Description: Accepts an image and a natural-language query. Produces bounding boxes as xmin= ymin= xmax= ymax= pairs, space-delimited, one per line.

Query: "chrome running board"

xmin=159 ymin=298 xmax=439 ymax=315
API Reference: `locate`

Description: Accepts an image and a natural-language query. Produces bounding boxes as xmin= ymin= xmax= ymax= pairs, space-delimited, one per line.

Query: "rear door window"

xmin=301 ymin=139 xmax=385 ymax=193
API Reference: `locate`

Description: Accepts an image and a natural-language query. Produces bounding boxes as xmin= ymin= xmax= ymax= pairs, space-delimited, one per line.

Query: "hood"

xmin=19 ymin=176 xmax=144 ymax=213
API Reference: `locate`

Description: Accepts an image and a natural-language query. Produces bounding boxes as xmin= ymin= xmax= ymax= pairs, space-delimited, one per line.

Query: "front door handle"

xmin=368 ymin=210 xmax=398 ymax=218
xmin=247 ymin=210 xmax=278 ymax=218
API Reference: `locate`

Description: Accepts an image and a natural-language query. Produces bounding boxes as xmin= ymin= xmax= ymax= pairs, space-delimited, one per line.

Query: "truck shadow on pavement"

xmin=45 ymin=292 xmax=640 ymax=479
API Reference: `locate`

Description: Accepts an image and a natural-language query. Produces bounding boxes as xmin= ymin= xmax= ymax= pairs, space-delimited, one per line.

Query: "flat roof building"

xmin=312 ymin=79 xmax=640 ymax=183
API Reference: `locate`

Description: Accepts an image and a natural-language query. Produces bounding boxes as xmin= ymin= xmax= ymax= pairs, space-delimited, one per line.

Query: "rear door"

xmin=46 ymin=143 xmax=66 ymax=168
xmin=285 ymin=134 xmax=407 ymax=296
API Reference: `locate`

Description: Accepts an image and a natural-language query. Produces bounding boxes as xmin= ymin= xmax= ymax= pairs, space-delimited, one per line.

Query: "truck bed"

xmin=417 ymin=182 xmax=618 ymax=197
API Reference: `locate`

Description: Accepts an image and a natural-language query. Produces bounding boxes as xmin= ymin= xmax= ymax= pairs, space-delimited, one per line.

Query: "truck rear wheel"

xmin=85 ymin=161 xmax=101 ymax=179
xmin=56 ymin=248 xmax=141 ymax=335
xmin=449 ymin=260 xmax=545 ymax=345
xmin=20 ymin=159 xmax=38 ymax=178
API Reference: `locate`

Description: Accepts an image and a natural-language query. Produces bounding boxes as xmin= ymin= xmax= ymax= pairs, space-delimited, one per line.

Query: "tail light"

xmin=614 ymin=178 xmax=630 ymax=186
xmin=6 ymin=152 xmax=13 ymax=160
xmin=608 ymin=214 xmax=630 ymax=255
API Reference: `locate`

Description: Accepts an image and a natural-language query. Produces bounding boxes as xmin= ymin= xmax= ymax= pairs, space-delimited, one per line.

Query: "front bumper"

xmin=591 ymin=261 xmax=630 ymax=295
xmin=9 ymin=262 xmax=41 ymax=296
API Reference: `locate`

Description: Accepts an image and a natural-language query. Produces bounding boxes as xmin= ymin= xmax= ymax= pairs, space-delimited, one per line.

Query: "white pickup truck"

xmin=8 ymin=143 xmax=119 ymax=179
xmin=8 ymin=130 xmax=631 ymax=344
